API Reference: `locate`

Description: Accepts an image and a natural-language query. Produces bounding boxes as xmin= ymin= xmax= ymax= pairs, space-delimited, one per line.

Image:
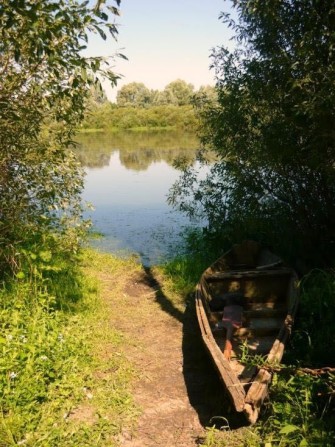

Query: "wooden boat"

xmin=195 ymin=240 xmax=299 ymax=424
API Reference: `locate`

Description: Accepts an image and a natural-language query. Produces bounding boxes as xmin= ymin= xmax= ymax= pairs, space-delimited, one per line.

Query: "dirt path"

xmin=97 ymin=265 xmax=229 ymax=447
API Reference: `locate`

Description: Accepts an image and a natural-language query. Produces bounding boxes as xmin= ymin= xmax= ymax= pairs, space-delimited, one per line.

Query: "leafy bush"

xmin=81 ymin=104 xmax=198 ymax=131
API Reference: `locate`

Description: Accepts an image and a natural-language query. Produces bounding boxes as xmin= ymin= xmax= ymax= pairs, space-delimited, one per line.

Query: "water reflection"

xmin=78 ymin=131 xmax=203 ymax=265
xmin=75 ymin=130 xmax=200 ymax=170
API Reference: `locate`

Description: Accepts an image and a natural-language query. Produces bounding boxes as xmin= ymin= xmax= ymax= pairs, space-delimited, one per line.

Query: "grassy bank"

xmin=1 ymin=242 xmax=334 ymax=446
xmin=0 ymin=250 xmax=139 ymax=447
xmin=77 ymin=126 xmax=177 ymax=133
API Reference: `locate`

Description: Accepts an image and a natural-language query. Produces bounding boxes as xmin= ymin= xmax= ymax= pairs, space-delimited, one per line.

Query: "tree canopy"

xmin=116 ymin=82 xmax=152 ymax=107
xmin=0 ymin=0 xmax=122 ymax=273
xmin=116 ymin=79 xmax=205 ymax=107
xmin=169 ymin=0 xmax=335 ymax=267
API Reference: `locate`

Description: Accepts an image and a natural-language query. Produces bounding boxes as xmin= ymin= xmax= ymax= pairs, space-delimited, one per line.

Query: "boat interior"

xmin=201 ymin=268 xmax=295 ymax=383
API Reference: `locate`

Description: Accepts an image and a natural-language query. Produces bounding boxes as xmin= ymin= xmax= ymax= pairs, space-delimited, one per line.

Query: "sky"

xmin=85 ymin=0 xmax=235 ymax=101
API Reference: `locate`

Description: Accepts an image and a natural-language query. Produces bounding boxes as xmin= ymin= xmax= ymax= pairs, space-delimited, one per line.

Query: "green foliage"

xmin=116 ymin=79 xmax=196 ymax=107
xmin=161 ymin=228 xmax=223 ymax=295
xmin=116 ymin=82 xmax=153 ymax=107
xmin=82 ymin=80 xmax=217 ymax=132
xmin=169 ymin=0 xmax=335 ymax=268
xmin=81 ymin=104 xmax=198 ymax=131
xmin=258 ymin=372 xmax=335 ymax=447
xmin=192 ymin=85 xmax=218 ymax=107
xmin=162 ymin=79 xmax=195 ymax=106
xmin=289 ymin=270 xmax=335 ymax=366
xmin=0 ymin=0 xmax=122 ymax=273
xmin=199 ymin=425 xmax=259 ymax=447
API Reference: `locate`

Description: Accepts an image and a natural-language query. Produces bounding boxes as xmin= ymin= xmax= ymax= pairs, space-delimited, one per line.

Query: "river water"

xmin=75 ymin=131 xmax=203 ymax=266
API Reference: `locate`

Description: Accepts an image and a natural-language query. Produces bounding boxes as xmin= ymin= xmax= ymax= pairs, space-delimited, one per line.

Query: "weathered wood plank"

xmin=204 ymin=268 xmax=293 ymax=281
xmin=244 ymin=304 xmax=287 ymax=317
xmin=195 ymin=284 xmax=246 ymax=412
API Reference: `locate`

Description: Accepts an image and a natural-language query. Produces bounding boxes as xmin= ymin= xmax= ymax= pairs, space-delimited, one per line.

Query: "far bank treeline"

xmin=81 ymin=79 xmax=217 ymax=131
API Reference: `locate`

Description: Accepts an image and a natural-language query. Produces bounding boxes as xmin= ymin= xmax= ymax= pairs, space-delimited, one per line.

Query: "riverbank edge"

xmin=76 ymin=125 xmax=177 ymax=133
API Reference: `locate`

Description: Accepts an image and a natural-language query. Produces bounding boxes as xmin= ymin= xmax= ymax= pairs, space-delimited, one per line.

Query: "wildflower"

xmin=40 ymin=355 xmax=48 ymax=361
xmin=6 ymin=334 xmax=13 ymax=342
xmin=9 ymin=372 xmax=17 ymax=380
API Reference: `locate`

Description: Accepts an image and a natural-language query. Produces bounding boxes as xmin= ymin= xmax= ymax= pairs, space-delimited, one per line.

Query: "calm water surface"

xmin=76 ymin=131 xmax=203 ymax=265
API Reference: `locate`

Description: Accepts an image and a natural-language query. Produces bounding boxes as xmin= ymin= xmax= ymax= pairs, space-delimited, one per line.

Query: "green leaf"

xmin=81 ymin=67 xmax=87 ymax=81
xmin=94 ymin=25 xmax=107 ymax=40
xmin=39 ymin=251 xmax=52 ymax=262
xmin=279 ymin=424 xmax=300 ymax=434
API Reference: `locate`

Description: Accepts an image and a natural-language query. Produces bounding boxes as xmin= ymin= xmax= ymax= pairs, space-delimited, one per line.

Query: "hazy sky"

xmin=86 ymin=0 xmax=235 ymax=100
